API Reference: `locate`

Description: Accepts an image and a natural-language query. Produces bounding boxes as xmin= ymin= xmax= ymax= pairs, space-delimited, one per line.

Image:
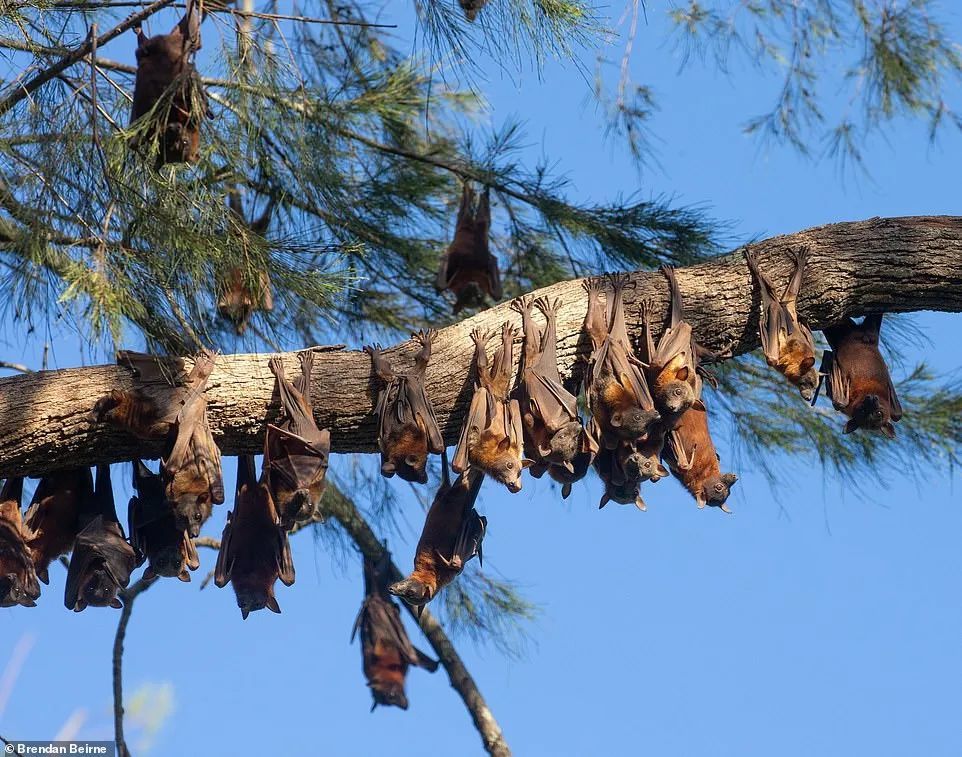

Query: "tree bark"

xmin=1 ymin=215 xmax=960 ymax=477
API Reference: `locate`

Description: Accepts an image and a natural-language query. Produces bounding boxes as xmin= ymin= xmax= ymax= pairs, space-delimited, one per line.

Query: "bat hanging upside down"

xmin=24 ymin=467 xmax=93 ymax=585
xmin=0 ymin=477 xmax=41 ymax=608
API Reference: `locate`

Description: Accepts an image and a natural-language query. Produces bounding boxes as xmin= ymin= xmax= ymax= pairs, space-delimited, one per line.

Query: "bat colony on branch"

xmin=0 ymin=2 xmax=903 ymax=711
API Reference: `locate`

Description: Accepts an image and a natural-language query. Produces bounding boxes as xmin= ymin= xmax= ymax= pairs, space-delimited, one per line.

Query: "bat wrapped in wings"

xmin=352 ymin=552 xmax=438 ymax=710
xmin=65 ymin=465 xmax=137 ymax=611
xmin=364 ymin=330 xmax=444 ymax=485
xmin=452 ymin=323 xmax=530 ymax=493
xmin=215 ymin=455 xmax=295 ymax=619
xmin=264 ymin=352 xmax=331 ymax=530
xmin=0 ymin=477 xmax=41 ymax=608
xmin=218 ymin=192 xmax=275 ymax=334
xmin=24 ymin=467 xmax=93 ymax=584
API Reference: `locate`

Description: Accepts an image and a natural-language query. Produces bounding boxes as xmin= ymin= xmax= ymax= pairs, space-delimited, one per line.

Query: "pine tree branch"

xmin=0 ymin=215 xmax=960 ymax=477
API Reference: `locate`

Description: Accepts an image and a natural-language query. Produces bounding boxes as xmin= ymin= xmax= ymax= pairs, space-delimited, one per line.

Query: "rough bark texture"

xmin=1 ymin=215 xmax=960 ymax=477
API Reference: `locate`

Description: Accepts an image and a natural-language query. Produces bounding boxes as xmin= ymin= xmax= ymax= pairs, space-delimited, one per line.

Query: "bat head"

xmin=389 ymin=453 xmax=430 ymax=485
xmin=452 ymin=282 xmax=488 ymax=314
xmin=171 ymin=494 xmax=213 ymax=538
xmin=77 ymin=566 xmax=123 ymax=610
xmin=657 ymin=378 xmax=696 ymax=417
xmin=598 ymin=479 xmax=642 ymax=509
xmin=611 ymin=407 xmax=662 ymax=440
xmin=0 ymin=572 xmax=40 ymax=608
xmin=388 ymin=577 xmax=432 ymax=607
xmin=622 ymin=450 xmax=668 ymax=483
xmin=547 ymin=421 xmax=585 ymax=465
xmin=282 ymin=488 xmax=315 ymax=526
xmin=796 ymin=357 xmax=819 ymax=402
xmin=846 ymin=394 xmax=892 ymax=435
xmin=699 ymin=473 xmax=738 ymax=513
xmin=235 ymin=586 xmax=282 ymax=619
xmin=147 ymin=544 xmax=189 ymax=579
xmin=371 ymin=683 xmax=409 ymax=711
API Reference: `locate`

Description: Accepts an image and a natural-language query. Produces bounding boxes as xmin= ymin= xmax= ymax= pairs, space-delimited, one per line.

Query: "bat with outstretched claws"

xmin=744 ymin=247 xmax=819 ymax=401
xmin=453 ymin=323 xmax=531 ymax=493
xmin=65 ymin=465 xmax=137 ymax=612
xmin=215 ymin=455 xmax=295 ymax=619
xmin=662 ymin=402 xmax=738 ymax=513
xmin=129 ymin=459 xmax=199 ymax=582
xmin=820 ymin=314 xmax=902 ymax=438
xmin=364 ymin=330 xmax=444 ymax=485
xmin=352 ymin=552 xmax=439 ymax=711
xmin=390 ymin=452 xmax=486 ymax=614
xmin=24 ymin=468 xmax=93 ymax=585
xmin=264 ymin=352 xmax=331 ymax=530
xmin=0 ymin=477 xmax=41 ymax=608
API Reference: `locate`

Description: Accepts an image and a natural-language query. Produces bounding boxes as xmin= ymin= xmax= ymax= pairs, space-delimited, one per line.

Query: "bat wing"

xmin=273 ymin=362 xmax=320 ymax=439
xmin=275 ymin=527 xmax=295 ymax=587
xmin=824 ymin=350 xmax=850 ymax=410
xmin=487 ymin=250 xmax=502 ymax=300
xmin=453 ymin=508 xmax=487 ymax=569
xmin=213 ymin=511 xmax=235 ymax=588
xmin=663 ymin=427 xmax=694 ymax=472
xmin=452 ymin=388 xmax=489 ymax=473
xmin=436 ymin=247 xmax=454 ymax=291
xmin=654 ymin=322 xmax=694 ymax=374
xmin=265 ymin=424 xmax=329 ymax=492
xmin=887 ymin=376 xmax=903 ymax=422
xmin=65 ymin=517 xmax=135 ymax=609
xmin=116 ymin=351 xmax=184 ymax=386
xmin=405 ymin=378 xmax=445 ymax=455
xmin=528 ymin=372 xmax=579 ymax=432
xmin=127 ymin=496 xmax=147 ymax=567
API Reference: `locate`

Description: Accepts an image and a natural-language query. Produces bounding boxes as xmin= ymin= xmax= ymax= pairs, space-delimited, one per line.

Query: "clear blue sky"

xmin=2 ymin=5 xmax=961 ymax=757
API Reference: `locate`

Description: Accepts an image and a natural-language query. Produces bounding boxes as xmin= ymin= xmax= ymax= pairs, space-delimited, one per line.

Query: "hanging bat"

xmin=821 ymin=314 xmax=902 ymax=438
xmin=511 ymin=296 xmax=586 ymax=470
xmin=352 ymin=552 xmax=439 ymax=711
xmin=390 ymin=453 xmax=486 ymax=613
xmin=65 ymin=465 xmax=137 ymax=612
xmin=663 ymin=402 xmax=738 ymax=513
xmin=215 ymin=455 xmax=295 ymax=619
xmin=582 ymin=275 xmax=661 ymax=450
xmin=745 ymin=247 xmax=819 ymax=400
xmin=0 ymin=478 xmax=41 ymax=608
xmin=459 ymin=0 xmax=488 ymax=21
xmin=436 ymin=182 xmax=502 ymax=314
xmin=130 ymin=0 xmax=209 ymax=167
xmin=128 ymin=459 xmax=199 ymax=582
xmin=162 ymin=351 xmax=225 ymax=537
xmin=264 ymin=352 xmax=331 ymax=530
xmin=452 ymin=323 xmax=530 ymax=493
xmin=218 ymin=192 xmax=275 ymax=334
xmin=364 ymin=330 xmax=444 ymax=485
xmin=24 ymin=468 xmax=93 ymax=584
xmin=591 ymin=419 xmax=665 ymax=511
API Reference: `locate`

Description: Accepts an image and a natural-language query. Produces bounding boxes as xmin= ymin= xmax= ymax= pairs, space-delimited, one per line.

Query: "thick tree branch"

xmin=0 ymin=215 xmax=960 ymax=477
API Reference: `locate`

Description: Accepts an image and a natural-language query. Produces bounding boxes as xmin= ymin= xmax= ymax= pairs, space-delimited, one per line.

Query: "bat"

xmin=436 ymin=183 xmax=502 ymax=314
xmin=128 ymin=459 xmax=199 ymax=582
xmin=662 ymin=402 xmax=738 ymax=513
xmin=352 ymin=552 xmax=439 ymax=711
xmin=130 ymin=0 xmax=209 ymax=167
xmin=215 ymin=455 xmax=295 ymax=619
xmin=24 ymin=467 xmax=93 ymax=584
xmin=821 ymin=314 xmax=902 ymax=438
xmin=162 ymin=351 xmax=225 ymax=537
xmin=582 ymin=275 xmax=661 ymax=450
xmin=65 ymin=464 xmax=137 ymax=611
xmin=452 ymin=323 xmax=531 ymax=493
xmin=511 ymin=296 xmax=586 ymax=469
xmin=459 ymin=0 xmax=488 ymax=21
xmin=264 ymin=352 xmax=331 ymax=530
xmin=218 ymin=192 xmax=275 ymax=334
xmin=0 ymin=477 xmax=41 ymax=608
xmin=390 ymin=452 xmax=486 ymax=614
xmin=364 ymin=330 xmax=444 ymax=484
xmin=745 ymin=247 xmax=819 ymax=400
xmin=591 ymin=419 xmax=666 ymax=511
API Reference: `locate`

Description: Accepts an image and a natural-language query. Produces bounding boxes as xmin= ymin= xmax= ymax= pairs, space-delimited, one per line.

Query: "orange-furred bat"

xmin=459 ymin=0 xmax=488 ymax=21
xmin=24 ymin=468 xmax=93 ymax=584
xmin=821 ymin=314 xmax=902 ymax=438
xmin=663 ymin=403 xmax=738 ymax=513
xmin=128 ymin=460 xmax=199 ymax=582
xmin=0 ymin=478 xmax=41 ymax=608
xmin=745 ymin=247 xmax=819 ymax=401
xmin=436 ymin=183 xmax=502 ymax=314
xmin=65 ymin=465 xmax=137 ymax=612
xmin=352 ymin=552 xmax=439 ymax=710
xmin=452 ymin=323 xmax=531 ymax=493
xmin=89 ymin=352 xmax=182 ymax=441
xmin=364 ymin=330 xmax=444 ymax=485
xmin=390 ymin=453 xmax=486 ymax=613
xmin=264 ymin=352 xmax=331 ymax=530
xmin=218 ymin=193 xmax=275 ymax=334
xmin=215 ymin=455 xmax=295 ymax=619
xmin=582 ymin=275 xmax=661 ymax=450
xmin=129 ymin=1 xmax=209 ymax=167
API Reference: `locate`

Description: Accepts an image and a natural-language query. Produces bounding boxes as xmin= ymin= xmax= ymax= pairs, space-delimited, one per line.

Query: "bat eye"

xmin=505 ymin=462 xmax=514 ymax=470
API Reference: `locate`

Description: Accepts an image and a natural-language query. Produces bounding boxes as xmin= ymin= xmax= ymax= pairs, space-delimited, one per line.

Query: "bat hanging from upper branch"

xmin=0 ymin=477 xmax=40 ymax=608
xmin=364 ymin=330 xmax=444 ymax=485
xmin=24 ymin=467 xmax=93 ymax=585
xmin=436 ymin=182 xmax=502 ymax=314
xmin=352 ymin=551 xmax=439 ymax=711
xmin=218 ymin=190 xmax=276 ymax=335
xmin=459 ymin=0 xmax=489 ymax=21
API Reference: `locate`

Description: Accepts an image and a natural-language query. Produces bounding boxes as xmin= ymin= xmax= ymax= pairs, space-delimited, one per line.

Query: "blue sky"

xmin=2 ymin=4 xmax=961 ymax=756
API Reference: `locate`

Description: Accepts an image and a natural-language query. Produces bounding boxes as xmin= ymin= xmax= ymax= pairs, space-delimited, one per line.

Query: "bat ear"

xmin=634 ymin=496 xmax=647 ymax=512
xmin=404 ymin=455 xmax=420 ymax=469
xmin=561 ymin=460 xmax=575 ymax=473
xmin=843 ymin=419 xmax=859 ymax=434
xmin=657 ymin=463 xmax=669 ymax=478
xmin=241 ymin=607 xmax=250 ymax=620
xmin=110 ymin=597 xmax=124 ymax=609
xmin=521 ymin=458 xmax=535 ymax=469
xmin=143 ymin=566 xmax=156 ymax=581
xmin=497 ymin=436 xmax=511 ymax=452
xmin=598 ymin=494 xmax=610 ymax=509
xmin=800 ymin=356 xmax=816 ymax=374
xmin=675 ymin=366 xmax=689 ymax=381
xmin=609 ymin=412 xmax=623 ymax=428
xmin=267 ymin=596 xmax=281 ymax=614
xmin=881 ymin=422 xmax=896 ymax=440
xmin=692 ymin=399 xmax=707 ymax=411
xmin=721 ymin=473 xmax=738 ymax=487
xmin=177 ymin=570 xmax=191 ymax=583
xmin=380 ymin=461 xmax=396 ymax=477
xmin=720 ymin=503 xmax=733 ymax=514
xmin=561 ymin=483 xmax=572 ymax=499
xmin=696 ymin=495 xmax=706 ymax=509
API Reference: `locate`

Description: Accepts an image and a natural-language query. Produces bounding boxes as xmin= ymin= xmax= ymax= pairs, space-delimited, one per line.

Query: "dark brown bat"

xmin=162 ymin=351 xmax=225 ymax=537
xmin=745 ymin=247 xmax=819 ymax=401
xmin=663 ymin=403 xmax=738 ymax=513
xmin=352 ymin=552 xmax=439 ymax=711
xmin=364 ymin=330 xmax=444 ymax=485
xmin=459 ymin=0 xmax=489 ymax=21
xmin=65 ymin=465 xmax=137 ymax=612
xmin=24 ymin=468 xmax=93 ymax=584
xmin=128 ymin=459 xmax=199 ymax=582
xmin=264 ymin=352 xmax=331 ymax=530
xmin=452 ymin=323 xmax=530 ymax=493
xmin=218 ymin=193 xmax=275 ymax=334
xmin=390 ymin=453 xmax=486 ymax=614
xmin=215 ymin=455 xmax=295 ymax=619
xmin=436 ymin=183 xmax=502 ymax=314
xmin=821 ymin=314 xmax=902 ymax=438
xmin=582 ymin=275 xmax=662 ymax=450
xmin=129 ymin=1 xmax=209 ymax=167
xmin=590 ymin=419 xmax=667 ymax=511
xmin=0 ymin=478 xmax=41 ymax=608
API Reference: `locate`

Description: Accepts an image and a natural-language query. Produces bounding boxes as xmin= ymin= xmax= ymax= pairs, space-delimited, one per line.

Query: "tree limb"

xmin=112 ymin=576 xmax=157 ymax=757
xmin=1 ymin=215 xmax=960 ymax=477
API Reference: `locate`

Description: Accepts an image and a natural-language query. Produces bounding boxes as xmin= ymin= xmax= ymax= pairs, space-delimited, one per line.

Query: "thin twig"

xmin=113 ymin=576 xmax=157 ymax=757
xmin=0 ymin=361 xmax=32 ymax=373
